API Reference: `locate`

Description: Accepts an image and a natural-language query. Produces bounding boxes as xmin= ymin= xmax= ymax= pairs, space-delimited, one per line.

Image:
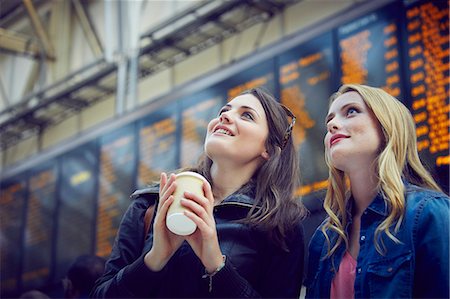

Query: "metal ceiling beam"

xmin=141 ymin=0 xmax=242 ymax=45
xmin=0 ymin=76 xmax=10 ymax=106
xmin=23 ymin=0 xmax=55 ymax=60
xmin=137 ymin=0 xmax=259 ymax=77
xmin=93 ymin=84 xmax=114 ymax=94
xmin=49 ymin=0 xmax=71 ymax=80
xmin=22 ymin=114 xmax=49 ymax=127
xmin=0 ymin=59 xmax=113 ymax=117
xmin=0 ymin=1 xmax=26 ymax=27
xmin=0 ymin=0 xmax=302 ymax=150
xmin=72 ymin=0 xmax=103 ymax=58
xmin=23 ymin=58 xmax=41 ymax=95
xmin=59 ymin=96 xmax=89 ymax=110
xmin=246 ymin=0 xmax=284 ymax=16
xmin=0 ymin=62 xmax=116 ymax=129
xmin=0 ymin=27 xmax=41 ymax=58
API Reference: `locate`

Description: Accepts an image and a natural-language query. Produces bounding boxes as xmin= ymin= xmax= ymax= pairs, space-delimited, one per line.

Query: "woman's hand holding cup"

xmin=144 ymin=173 xmax=184 ymax=271
xmin=181 ymin=178 xmax=224 ymax=274
xmin=145 ymin=171 xmax=223 ymax=273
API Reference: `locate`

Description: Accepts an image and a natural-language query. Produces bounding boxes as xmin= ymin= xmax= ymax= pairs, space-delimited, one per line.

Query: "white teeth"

xmin=215 ymin=128 xmax=232 ymax=135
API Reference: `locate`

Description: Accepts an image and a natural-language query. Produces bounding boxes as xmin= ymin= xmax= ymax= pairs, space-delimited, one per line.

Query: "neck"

xmin=209 ymin=161 xmax=257 ymax=203
xmin=348 ymin=166 xmax=380 ymax=217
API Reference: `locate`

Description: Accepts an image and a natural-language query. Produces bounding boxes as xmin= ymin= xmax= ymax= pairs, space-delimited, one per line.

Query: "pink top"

xmin=331 ymin=251 xmax=357 ymax=299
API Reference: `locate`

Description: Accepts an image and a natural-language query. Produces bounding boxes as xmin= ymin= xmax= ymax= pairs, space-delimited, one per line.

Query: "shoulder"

xmin=129 ymin=185 xmax=159 ymax=208
xmin=404 ymin=184 xmax=449 ymax=213
xmin=308 ymin=218 xmax=328 ymax=252
xmin=285 ymin=215 xmax=306 ymax=242
xmin=404 ymin=184 xmax=449 ymax=235
xmin=304 ymin=219 xmax=328 ymax=288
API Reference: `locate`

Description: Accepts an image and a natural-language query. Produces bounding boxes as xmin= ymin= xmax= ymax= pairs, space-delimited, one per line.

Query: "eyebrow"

xmin=224 ymin=104 xmax=261 ymax=117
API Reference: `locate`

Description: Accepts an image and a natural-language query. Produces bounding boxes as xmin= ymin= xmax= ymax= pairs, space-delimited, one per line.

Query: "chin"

xmin=205 ymin=140 xmax=226 ymax=158
xmin=329 ymin=152 xmax=346 ymax=170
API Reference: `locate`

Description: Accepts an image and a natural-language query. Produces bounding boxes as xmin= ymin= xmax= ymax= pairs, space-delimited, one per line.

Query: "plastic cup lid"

xmin=166 ymin=213 xmax=197 ymax=236
xmin=176 ymin=171 xmax=206 ymax=182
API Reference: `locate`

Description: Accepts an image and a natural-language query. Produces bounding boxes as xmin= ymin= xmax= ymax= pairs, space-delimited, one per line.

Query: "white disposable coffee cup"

xmin=166 ymin=171 xmax=205 ymax=235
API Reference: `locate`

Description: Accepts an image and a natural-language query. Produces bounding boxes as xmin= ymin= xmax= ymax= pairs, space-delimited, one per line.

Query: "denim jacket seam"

xmin=411 ymin=194 xmax=429 ymax=250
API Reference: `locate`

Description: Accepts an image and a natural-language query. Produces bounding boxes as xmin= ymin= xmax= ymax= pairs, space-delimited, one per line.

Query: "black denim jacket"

xmin=91 ymin=186 xmax=305 ymax=298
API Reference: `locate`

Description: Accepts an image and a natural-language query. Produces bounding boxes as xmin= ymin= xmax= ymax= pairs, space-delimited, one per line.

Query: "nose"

xmin=327 ymin=118 xmax=339 ymax=133
xmin=219 ymin=110 xmax=232 ymax=124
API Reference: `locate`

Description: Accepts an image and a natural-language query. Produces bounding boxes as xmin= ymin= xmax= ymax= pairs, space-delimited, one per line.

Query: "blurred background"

xmin=0 ymin=0 xmax=448 ymax=297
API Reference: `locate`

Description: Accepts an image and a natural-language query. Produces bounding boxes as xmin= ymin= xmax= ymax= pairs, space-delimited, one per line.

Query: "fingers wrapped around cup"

xmin=166 ymin=172 xmax=208 ymax=236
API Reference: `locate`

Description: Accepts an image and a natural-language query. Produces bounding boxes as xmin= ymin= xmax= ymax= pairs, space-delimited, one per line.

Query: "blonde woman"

xmin=305 ymin=84 xmax=449 ymax=298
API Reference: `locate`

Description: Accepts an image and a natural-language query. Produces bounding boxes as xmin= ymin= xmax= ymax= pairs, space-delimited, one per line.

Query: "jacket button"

xmin=387 ymin=267 xmax=393 ymax=272
xmin=357 ymin=268 xmax=362 ymax=274
xmin=360 ymin=235 xmax=366 ymax=241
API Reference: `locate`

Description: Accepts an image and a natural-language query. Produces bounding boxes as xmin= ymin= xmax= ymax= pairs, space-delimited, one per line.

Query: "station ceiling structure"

xmin=0 ymin=0 xmax=301 ymax=150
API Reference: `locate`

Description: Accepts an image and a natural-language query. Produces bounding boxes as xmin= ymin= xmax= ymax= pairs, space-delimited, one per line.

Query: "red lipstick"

xmin=330 ymin=134 xmax=349 ymax=146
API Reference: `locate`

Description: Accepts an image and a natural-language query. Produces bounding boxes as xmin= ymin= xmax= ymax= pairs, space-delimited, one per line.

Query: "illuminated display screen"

xmin=138 ymin=103 xmax=178 ymax=187
xmin=180 ymin=89 xmax=224 ymax=167
xmin=278 ymin=32 xmax=335 ymax=195
xmin=0 ymin=177 xmax=26 ymax=295
xmin=221 ymin=59 xmax=277 ymax=100
xmin=403 ymin=0 xmax=449 ymax=191
xmin=336 ymin=2 xmax=403 ymax=98
xmin=96 ymin=125 xmax=137 ymax=258
xmin=55 ymin=142 xmax=97 ymax=280
xmin=22 ymin=163 xmax=57 ymax=290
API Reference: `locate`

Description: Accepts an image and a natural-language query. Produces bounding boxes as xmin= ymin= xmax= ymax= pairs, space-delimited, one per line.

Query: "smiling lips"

xmin=213 ymin=125 xmax=234 ymax=136
xmin=330 ymin=134 xmax=349 ymax=146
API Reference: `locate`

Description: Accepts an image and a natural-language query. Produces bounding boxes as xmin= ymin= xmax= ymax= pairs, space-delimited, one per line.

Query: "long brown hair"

xmin=322 ymin=84 xmax=441 ymax=256
xmin=191 ymin=87 xmax=306 ymax=250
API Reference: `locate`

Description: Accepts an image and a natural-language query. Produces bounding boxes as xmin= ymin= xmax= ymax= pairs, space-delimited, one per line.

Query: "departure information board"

xmin=138 ymin=103 xmax=178 ymax=187
xmin=337 ymin=1 xmax=403 ymax=98
xmin=22 ymin=163 xmax=57 ymax=290
xmin=0 ymin=177 xmax=26 ymax=295
xmin=278 ymin=32 xmax=335 ymax=195
xmin=222 ymin=59 xmax=277 ymax=100
xmin=180 ymin=89 xmax=224 ymax=167
xmin=96 ymin=125 xmax=137 ymax=258
xmin=403 ymin=0 xmax=449 ymax=191
xmin=55 ymin=142 xmax=97 ymax=280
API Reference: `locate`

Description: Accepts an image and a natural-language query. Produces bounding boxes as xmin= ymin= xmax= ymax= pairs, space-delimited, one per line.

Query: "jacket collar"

xmin=346 ymin=191 xmax=388 ymax=218
xmin=367 ymin=178 xmax=413 ymax=216
xmin=366 ymin=192 xmax=388 ymax=216
xmin=130 ymin=185 xmax=159 ymax=199
xmin=221 ymin=192 xmax=256 ymax=207
xmin=218 ymin=182 xmax=259 ymax=208
xmin=131 ymin=183 xmax=259 ymax=208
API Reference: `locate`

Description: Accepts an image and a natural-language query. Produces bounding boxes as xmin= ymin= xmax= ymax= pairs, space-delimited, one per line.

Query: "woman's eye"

xmin=242 ymin=111 xmax=254 ymax=120
xmin=347 ymin=107 xmax=358 ymax=116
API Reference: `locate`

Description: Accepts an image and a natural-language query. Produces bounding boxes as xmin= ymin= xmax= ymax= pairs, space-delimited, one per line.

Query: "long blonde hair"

xmin=322 ymin=84 xmax=441 ymax=256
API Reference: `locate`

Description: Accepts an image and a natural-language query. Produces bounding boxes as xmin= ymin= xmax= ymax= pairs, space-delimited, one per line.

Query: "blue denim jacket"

xmin=305 ymin=183 xmax=449 ymax=298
